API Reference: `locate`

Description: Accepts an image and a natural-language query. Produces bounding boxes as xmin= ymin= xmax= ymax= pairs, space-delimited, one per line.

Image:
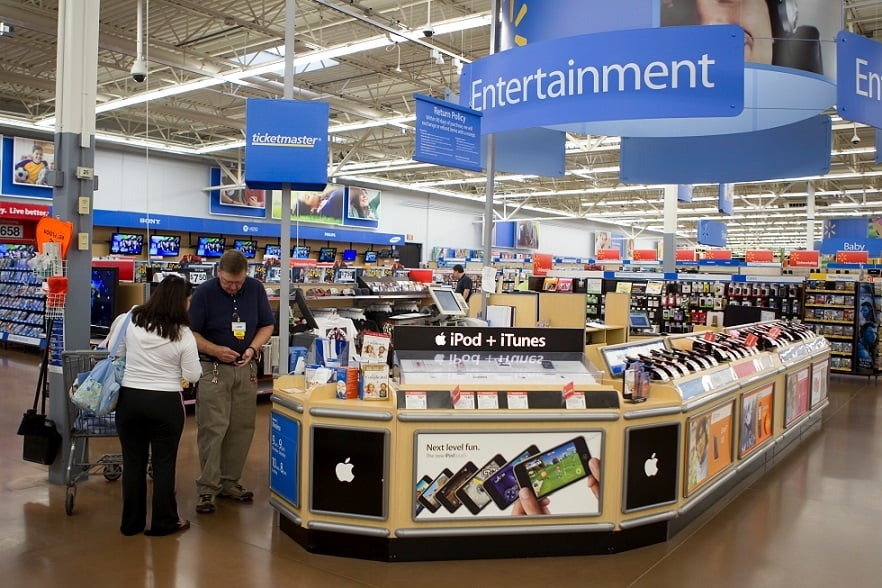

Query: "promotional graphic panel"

xmin=739 ymin=384 xmax=775 ymax=458
xmin=686 ymin=400 xmax=734 ymax=495
xmin=414 ymin=431 xmax=603 ymax=520
xmin=811 ymin=359 xmax=829 ymax=407
xmin=270 ymin=411 xmax=300 ymax=507
xmin=11 ymin=137 xmax=53 ymax=187
xmin=856 ymin=282 xmax=878 ymax=375
xmin=516 ymin=220 xmax=539 ymax=249
xmin=784 ymin=366 xmax=811 ymax=427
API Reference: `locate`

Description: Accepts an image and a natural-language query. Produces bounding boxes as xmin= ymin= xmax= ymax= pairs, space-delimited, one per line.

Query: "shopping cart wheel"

xmin=103 ymin=464 xmax=122 ymax=481
xmin=65 ymin=487 xmax=75 ymax=516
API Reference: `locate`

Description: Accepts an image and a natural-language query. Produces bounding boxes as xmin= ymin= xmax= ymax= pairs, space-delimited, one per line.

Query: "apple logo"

xmin=335 ymin=457 xmax=355 ymax=483
xmin=643 ymin=453 xmax=659 ymax=477
xmin=435 ymin=332 xmax=447 ymax=346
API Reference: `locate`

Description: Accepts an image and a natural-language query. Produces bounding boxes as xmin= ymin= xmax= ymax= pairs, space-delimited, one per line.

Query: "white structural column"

xmin=806 ymin=180 xmax=816 ymax=250
xmin=663 ymin=185 xmax=678 ymax=273
xmin=49 ymin=0 xmax=100 ymax=484
xmin=278 ymin=0 xmax=295 ymax=375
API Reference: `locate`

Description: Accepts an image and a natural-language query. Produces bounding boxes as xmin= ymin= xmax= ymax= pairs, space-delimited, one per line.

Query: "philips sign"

xmin=244 ymin=98 xmax=329 ymax=191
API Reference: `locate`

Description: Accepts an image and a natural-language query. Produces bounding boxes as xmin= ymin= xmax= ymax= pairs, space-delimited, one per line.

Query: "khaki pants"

xmin=195 ymin=361 xmax=257 ymax=496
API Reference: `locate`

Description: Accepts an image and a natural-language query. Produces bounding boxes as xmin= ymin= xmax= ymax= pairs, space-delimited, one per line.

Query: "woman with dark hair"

xmin=107 ymin=275 xmax=202 ymax=536
xmin=348 ymin=187 xmax=376 ymax=219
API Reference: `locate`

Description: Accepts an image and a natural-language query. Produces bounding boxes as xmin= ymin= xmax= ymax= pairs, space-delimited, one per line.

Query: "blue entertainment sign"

xmin=244 ymin=98 xmax=329 ymax=191
xmin=270 ymin=411 xmax=300 ymax=507
xmin=414 ymin=94 xmax=482 ymax=172
xmin=837 ymin=31 xmax=882 ymax=129
xmin=461 ymin=25 xmax=744 ymax=135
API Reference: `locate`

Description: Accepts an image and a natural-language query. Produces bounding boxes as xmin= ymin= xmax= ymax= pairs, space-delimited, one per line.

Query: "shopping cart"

xmin=60 ymin=350 xmax=125 ymax=515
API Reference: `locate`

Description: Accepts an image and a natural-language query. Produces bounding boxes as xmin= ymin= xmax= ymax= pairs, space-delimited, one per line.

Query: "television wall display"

xmin=90 ymin=266 xmax=119 ymax=335
xmin=110 ymin=233 xmax=144 ymax=255
xmin=234 ymin=239 xmax=257 ymax=258
xmin=149 ymin=235 xmax=181 ymax=257
xmin=265 ymin=244 xmax=282 ymax=258
xmin=197 ymin=236 xmax=225 ymax=258
xmin=318 ymin=247 xmax=337 ymax=263
xmin=293 ymin=245 xmax=310 ymax=259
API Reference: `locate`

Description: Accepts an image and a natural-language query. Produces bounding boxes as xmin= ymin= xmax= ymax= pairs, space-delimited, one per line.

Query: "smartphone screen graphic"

xmin=513 ymin=436 xmax=591 ymax=500
xmin=414 ymin=475 xmax=432 ymax=516
xmin=418 ymin=469 xmax=453 ymax=513
xmin=435 ymin=461 xmax=477 ymax=513
xmin=483 ymin=445 xmax=539 ymax=510
xmin=455 ymin=454 xmax=505 ymax=515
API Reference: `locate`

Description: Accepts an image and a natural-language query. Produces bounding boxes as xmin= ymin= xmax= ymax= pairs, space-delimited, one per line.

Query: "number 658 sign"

xmin=0 ymin=223 xmax=24 ymax=239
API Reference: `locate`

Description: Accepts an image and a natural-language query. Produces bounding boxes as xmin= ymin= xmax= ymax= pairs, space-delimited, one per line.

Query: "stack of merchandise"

xmin=359 ymin=331 xmax=391 ymax=401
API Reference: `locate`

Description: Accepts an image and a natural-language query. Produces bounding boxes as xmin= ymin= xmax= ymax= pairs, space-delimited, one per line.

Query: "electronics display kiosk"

xmin=270 ymin=321 xmax=830 ymax=562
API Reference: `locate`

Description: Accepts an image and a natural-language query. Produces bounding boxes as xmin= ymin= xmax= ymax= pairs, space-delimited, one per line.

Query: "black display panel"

xmin=623 ymin=423 xmax=680 ymax=512
xmin=310 ymin=425 xmax=387 ymax=518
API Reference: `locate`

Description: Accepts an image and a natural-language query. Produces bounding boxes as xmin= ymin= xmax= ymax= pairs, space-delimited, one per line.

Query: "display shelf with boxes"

xmin=269 ymin=320 xmax=829 ymax=561
xmin=0 ymin=255 xmax=47 ymax=347
xmin=802 ymin=276 xmax=859 ymax=373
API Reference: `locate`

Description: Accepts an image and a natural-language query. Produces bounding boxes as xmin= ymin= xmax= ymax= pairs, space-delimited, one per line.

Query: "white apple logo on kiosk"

xmin=644 ymin=453 xmax=659 ymax=477
xmin=435 ymin=333 xmax=446 ymax=346
xmin=335 ymin=457 xmax=355 ymax=483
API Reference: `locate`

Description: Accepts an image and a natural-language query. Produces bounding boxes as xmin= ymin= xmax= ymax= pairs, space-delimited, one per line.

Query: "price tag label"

xmin=506 ymin=391 xmax=529 ymax=409
xmin=768 ymin=327 xmax=781 ymax=340
xmin=404 ymin=390 xmax=427 ymax=409
xmin=562 ymin=381 xmax=586 ymax=409
xmin=476 ymin=391 xmax=499 ymax=410
xmin=744 ymin=333 xmax=759 ymax=347
xmin=0 ymin=223 xmax=24 ymax=239
xmin=703 ymin=331 xmax=717 ymax=342
xmin=452 ymin=390 xmax=475 ymax=410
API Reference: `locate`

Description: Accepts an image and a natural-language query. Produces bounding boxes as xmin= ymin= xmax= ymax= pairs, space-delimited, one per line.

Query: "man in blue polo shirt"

xmin=189 ymin=250 xmax=274 ymax=514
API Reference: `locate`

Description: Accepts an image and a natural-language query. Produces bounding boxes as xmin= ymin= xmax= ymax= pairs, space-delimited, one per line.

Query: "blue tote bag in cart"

xmin=71 ymin=312 xmax=132 ymax=416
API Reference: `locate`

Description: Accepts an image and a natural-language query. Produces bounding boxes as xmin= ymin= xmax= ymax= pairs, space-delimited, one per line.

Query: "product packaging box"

xmin=360 ymin=363 xmax=390 ymax=400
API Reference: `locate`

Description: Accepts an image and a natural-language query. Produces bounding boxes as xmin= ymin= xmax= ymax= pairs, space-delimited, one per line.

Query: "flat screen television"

xmin=342 ymin=248 xmax=357 ymax=262
xmin=293 ymin=245 xmax=310 ymax=259
xmin=363 ymin=250 xmax=378 ymax=263
xmin=90 ymin=266 xmax=119 ymax=337
xmin=0 ymin=243 xmax=35 ymax=258
xmin=234 ymin=239 xmax=256 ymax=258
xmin=110 ymin=233 xmax=143 ymax=255
xmin=197 ymin=236 xmax=225 ymax=258
xmin=149 ymin=235 xmax=180 ymax=257
xmin=318 ymin=247 xmax=337 ymax=263
xmin=265 ymin=244 xmax=281 ymax=258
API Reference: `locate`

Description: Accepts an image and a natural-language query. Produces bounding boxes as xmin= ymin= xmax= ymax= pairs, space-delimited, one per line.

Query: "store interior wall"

xmin=85 ymin=146 xmax=659 ymax=261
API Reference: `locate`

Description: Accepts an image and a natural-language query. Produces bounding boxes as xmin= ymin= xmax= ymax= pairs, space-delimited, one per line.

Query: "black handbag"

xmin=17 ymin=321 xmax=62 ymax=465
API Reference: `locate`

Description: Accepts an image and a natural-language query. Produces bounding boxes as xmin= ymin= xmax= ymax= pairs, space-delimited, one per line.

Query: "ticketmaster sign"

xmin=461 ymin=25 xmax=744 ymax=135
xmin=244 ymin=98 xmax=329 ymax=191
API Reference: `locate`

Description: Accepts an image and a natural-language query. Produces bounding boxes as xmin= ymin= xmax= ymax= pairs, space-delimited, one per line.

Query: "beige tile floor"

xmin=2 ymin=345 xmax=882 ymax=587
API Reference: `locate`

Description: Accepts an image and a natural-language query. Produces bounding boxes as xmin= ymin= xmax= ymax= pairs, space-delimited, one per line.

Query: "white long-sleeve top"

xmin=105 ymin=312 xmax=202 ymax=392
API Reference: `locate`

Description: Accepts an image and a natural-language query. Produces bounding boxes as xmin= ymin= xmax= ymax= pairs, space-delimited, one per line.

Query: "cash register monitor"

xmin=629 ymin=311 xmax=652 ymax=330
xmin=429 ymin=287 xmax=468 ymax=318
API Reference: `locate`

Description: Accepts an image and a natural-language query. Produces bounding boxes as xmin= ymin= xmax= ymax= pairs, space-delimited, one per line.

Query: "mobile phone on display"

xmin=414 ymin=475 xmax=432 ymax=516
xmin=435 ymin=461 xmax=478 ymax=513
xmin=513 ymin=436 xmax=592 ymax=501
xmin=483 ymin=445 xmax=540 ymax=510
xmin=455 ymin=454 xmax=506 ymax=515
xmin=417 ymin=469 xmax=453 ymax=513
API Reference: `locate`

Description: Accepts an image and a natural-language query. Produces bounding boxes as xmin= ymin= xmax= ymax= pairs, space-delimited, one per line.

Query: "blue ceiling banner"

xmin=718 ymin=184 xmax=734 ymax=215
xmin=498 ymin=0 xmax=657 ymax=49
xmin=877 ymin=129 xmax=882 ymax=165
xmin=414 ymin=94 xmax=482 ymax=172
xmin=837 ymin=31 xmax=882 ymax=129
xmin=244 ymin=98 xmax=329 ymax=191
xmin=820 ymin=217 xmax=880 ymax=255
xmin=494 ymin=221 xmax=515 ymax=248
xmin=460 ymin=24 xmax=744 ymax=136
xmin=620 ymin=115 xmax=832 ymax=184
xmin=486 ymin=128 xmax=566 ymax=177
xmin=697 ymin=219 xmax=728 ymax=247
xmin=677 ymin=184 xmax=693 ymax=203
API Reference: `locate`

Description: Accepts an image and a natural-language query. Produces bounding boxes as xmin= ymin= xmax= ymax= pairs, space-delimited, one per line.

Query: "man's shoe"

xmin=219 ymin=483 xmax=254 ymax=502
xmin=196 ymin=494 xmax=216 ymax=514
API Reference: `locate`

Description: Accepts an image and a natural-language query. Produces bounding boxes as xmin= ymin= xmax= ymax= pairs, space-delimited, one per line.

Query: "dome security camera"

xmin=851 ymin=131 xmax=861 ymax=145
xmin=422 ymin=26 xmax=435 ymax=38
xmin=131 ymin=59 xmax=147 ymax=83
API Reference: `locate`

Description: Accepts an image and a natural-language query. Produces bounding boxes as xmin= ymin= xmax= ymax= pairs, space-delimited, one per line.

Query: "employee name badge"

xmin=232 ymin=321 xmax=247 ymax=340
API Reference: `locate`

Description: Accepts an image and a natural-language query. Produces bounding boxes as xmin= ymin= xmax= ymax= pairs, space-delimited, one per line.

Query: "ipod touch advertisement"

xmin=686 ymin=400 xmax=734 ymax=496
xmin=413 ymin=431 xmax=603 ymax=520
xmin=739 ymin=384 xmax=775 ymax=458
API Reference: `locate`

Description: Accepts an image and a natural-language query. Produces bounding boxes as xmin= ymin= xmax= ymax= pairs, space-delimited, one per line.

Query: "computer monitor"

xmin=318 ymin=247 xmax=337 ymax=263
xmin=429 ymin=287 xmax=468 ymax=318
xmin=234 ymin=239 xmax=256 ymax=258
xmin=629 ymin=311 xmax=652 ymax=329
xmin=149 ymin=235 xmax=180 ymax=257
xmin=110 ymin=233 xmax=143 ymax=255
xmin=196 ymin=236 xmax=225 ymax=258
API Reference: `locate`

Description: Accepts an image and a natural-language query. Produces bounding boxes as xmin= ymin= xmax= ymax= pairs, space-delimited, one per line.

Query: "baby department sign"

xmin=244 ymin=98 xmax=329 ymax=191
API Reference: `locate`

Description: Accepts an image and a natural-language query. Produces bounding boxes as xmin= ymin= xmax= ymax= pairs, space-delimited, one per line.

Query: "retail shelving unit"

xmin=0 ymin=256 xmax=46 ymax=348
xmin=269 ymin=320 xmax=828 ymax=561
xmin=803 ymin=276 xmax=858 ymax=374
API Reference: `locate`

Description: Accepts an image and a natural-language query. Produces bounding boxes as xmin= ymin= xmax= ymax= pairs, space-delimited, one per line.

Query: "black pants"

xmin=115 ymin=387 xmax=185 ymax=535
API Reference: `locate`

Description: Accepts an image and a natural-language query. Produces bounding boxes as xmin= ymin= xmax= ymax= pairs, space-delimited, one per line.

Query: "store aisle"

xmin=2 ymin=346 xmax=882 ymax=587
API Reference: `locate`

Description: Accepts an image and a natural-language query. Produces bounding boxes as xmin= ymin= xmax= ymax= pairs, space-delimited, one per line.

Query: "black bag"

xmin=17 ymin=321 xmax=62 ymax=465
